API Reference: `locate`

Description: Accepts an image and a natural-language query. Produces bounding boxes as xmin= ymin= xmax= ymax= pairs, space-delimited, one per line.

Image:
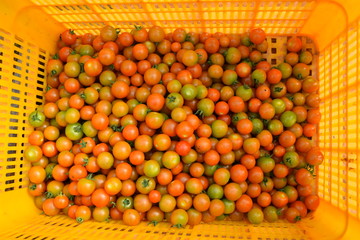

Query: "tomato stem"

xmin=45 ymin=191 xmax=54 ymax=199
xmin=262 ymin=177 xmax=268 ymax=186
xmin=50 ymin=70 xmax=57 ymax=76
xmin=79 ymin=140 xmax=87 ymax=148
xmin=74 ymin=124 xmax=83 ymax=133
xmin=123 ymin=199 xmax=131 ymax=207
xmin=148 ymin=221 xmax=158 ymax=226
xmin=167 ymin=95 xmax=176 ymax=103
xmin=243 ymin=84 xmax=250 ymax=90
xmin=286 ymin=95 xmax=294 ymax=101
xmin=45 ymin=173 xmax=53 ymax=180
xmin=274 ymin=87 xmax=283 ymax=93
xmin=306 ymin=164 xmax=316 ymax=177
xmin=31 ymin=112 xmax=41 ymax=121
xmin=194 ymin=109 xmax=204 ymax=118
xmin=142 ymin=179 xmax=150 ymax=188
xmin=173 ymin=224 xmax=183 ymax=228
xmin=110 ymin=125 xmax=122 ymax=132
xmin=126 ymin=140 xmax=134 ymax=147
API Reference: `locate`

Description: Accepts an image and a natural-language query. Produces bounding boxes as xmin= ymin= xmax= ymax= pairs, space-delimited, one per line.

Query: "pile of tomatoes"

xmin=25 ymin=25 xmax=323 ymax=226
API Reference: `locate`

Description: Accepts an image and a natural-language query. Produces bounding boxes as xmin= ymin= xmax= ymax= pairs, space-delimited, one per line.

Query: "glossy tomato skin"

xmin=42 ymin=198 xmax=60 ymax=216
xmin=287 ymin=37 xmax=302 ymax=52
xmin=35 ymin=25 xmax=324 ymax=227
xmin=250 ymin=28 xmax=265 ymax=45
xmin=123 ymin=209 xmax=141 ymax=226
xmin=61 ymin=29 xmax=77 ymax=45
xmin=29 ymin=111 xmax=46 ymax=127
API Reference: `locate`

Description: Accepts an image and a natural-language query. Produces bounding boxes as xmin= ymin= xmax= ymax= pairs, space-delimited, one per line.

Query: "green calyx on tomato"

xmin=65 ymin=123 xmax=84 ymax=141
xmin=79 ymin=140 xmax=88 ymax=149
xmin=86 ymin=173 xmax=94 ymax=180
xmin=116 ymin=196 xmax=134 ymax=212
xmin=45 ymin=191 xmax=55 ymax=199
xmin=283 ymin=151 xmax=299 ymax=168
xmin=29 ymin=111 xmax=46 ymax=127
xmin=110 ymin=125 xmax=123 ymax=132
xmin=45 ymin=163 xmax=56 ymax=180
xmin=52 ymin=54 xmax=59 ymax=60
xmin=148 ymin=221 xmax=159 ymax=226
xmin=166 ymin=93 xmax=184 ymax=110
xmin=251 ymin=69 xmax=266 ymax=85
xmin=274 ymin=87 xmax=283 ymax=93
xmin=136 ymin=176 xmax=155 ymax=194
xmin=173 ymin=224 xmax=184 ymax=228
xmin=82 ymin=158 xmax=89 ymax=166
xmin=196 ymin=98 xmax=215 ymax=117
xmin=122 ymin=198 xmax=131 ymax=207
xmin=134 ymin=25 xmax=142 ymax=30
xmin=305 ymin=164 xmax=316 ymax=177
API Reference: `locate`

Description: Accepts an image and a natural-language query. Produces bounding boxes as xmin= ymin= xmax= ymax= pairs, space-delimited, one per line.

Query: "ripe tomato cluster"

xmin=26 ymin=25 xmax=323 ymax=226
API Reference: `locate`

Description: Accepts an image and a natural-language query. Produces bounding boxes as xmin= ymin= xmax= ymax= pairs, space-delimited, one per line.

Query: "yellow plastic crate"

xmin=0 ymin=0 xmax=360 ymax=239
